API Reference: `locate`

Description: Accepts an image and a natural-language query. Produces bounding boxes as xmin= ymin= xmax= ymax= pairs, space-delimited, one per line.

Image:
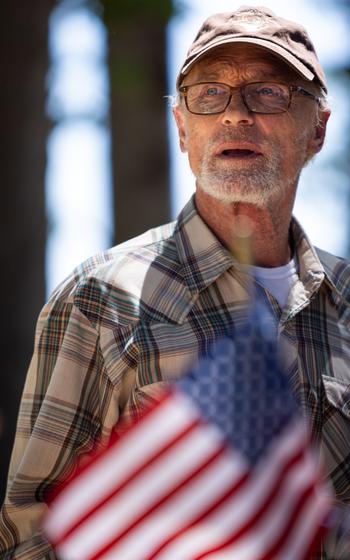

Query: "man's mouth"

xmin=215 ymin=143 xmax=263 ymax=159
xmin=221 ymin=148 xmax=260 ymax=158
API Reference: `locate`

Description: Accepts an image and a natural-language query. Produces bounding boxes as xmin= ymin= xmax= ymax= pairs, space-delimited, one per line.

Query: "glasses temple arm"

xmin=292 ymin=86 xmax=320 ymax=102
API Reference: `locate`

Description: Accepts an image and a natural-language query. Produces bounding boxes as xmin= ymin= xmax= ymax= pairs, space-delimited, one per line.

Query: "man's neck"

xmin=194 ymin=190 xmax=295 ymax=268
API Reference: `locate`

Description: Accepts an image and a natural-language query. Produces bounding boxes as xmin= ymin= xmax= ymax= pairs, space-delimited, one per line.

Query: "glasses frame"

xmin=178 ymin=81 xmax=321 ymax=115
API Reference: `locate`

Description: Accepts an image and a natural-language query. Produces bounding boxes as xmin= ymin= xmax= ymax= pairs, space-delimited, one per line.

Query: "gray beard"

xmin=197 ymin=134 xmax=307 ymax=207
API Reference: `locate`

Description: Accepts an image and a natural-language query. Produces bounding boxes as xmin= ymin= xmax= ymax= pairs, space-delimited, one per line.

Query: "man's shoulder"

xmin=46 ymin=219 xmax=188 ymax=328
xmin=316 ymin=247 xmax=350 ymax=303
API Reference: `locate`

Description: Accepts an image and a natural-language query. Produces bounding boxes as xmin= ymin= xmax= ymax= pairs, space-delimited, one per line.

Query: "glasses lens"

xmin=186 ymin=83 xmax=230 ymax=114
xmin=244 ymin=82 xmax=290 ymax=114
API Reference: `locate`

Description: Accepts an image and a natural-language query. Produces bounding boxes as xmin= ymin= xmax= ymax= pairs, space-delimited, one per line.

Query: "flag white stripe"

xmin=99 ymin=449 xmax=248 ymax=560
xmin=191 ymin=422 xmax=305 ymax=533
xmin=277 ymin=485 xmax=331 ymax=560
xmin=57 ymin=421 xmax=225 ymax=560
xmin=156 ymin=422 xmax=310 ymax=560
xmin=45 ymin=393 xmax=200 ymax=542
xmin=199 ymin=450 xmax=320 ymax=559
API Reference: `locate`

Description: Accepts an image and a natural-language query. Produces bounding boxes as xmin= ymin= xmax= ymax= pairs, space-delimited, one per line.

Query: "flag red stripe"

xmin=300 ymin=524 xmax=328 ymax=560
xmin=149 ymin=471 xmax=251 ymax=560
xmin=194 ymin=446 xmax=309 ymax=559
xmin=199 ymin=485 xmax=318 ymax=560
xmin=52 ymin=414 xmax=202 ymax=547
xmin=195 ymin=450 xmax=316 ymax=560
xmin=87 ymin=445 xmax=232 ymax=560
xmin=150 ymin=436 xmax=306 ymax=559
xmin=258 ymin=483 xmax=320 ymax=560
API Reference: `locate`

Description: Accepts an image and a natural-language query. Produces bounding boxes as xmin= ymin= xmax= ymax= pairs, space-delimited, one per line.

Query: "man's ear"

xmin=173 ymin=106 xmax=188 ymax=153
xmin=309 ymin=109 xmax=331 ymax=155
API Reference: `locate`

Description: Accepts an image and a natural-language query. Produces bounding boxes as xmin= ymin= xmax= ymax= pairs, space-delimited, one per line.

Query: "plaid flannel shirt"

xmin=1 ymin=196 xmax=350 ymax=559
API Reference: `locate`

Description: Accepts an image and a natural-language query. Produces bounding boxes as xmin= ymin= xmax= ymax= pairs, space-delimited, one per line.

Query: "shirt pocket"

xmin=322 ymin=375 xmax=350 ymax=419
xmin=117 ymin=381 xmax=170 ymax=435
xmin=134 ymin=381 xmax=170 ymax=408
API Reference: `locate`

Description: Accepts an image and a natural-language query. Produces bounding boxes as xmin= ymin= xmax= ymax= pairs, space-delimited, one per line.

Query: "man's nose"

xmin=220 ymin=91 xmax=255 ymax=127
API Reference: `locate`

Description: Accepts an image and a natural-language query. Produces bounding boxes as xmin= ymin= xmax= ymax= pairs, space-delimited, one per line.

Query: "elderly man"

xmin=1 ymin=6 xmax=349 ymax=559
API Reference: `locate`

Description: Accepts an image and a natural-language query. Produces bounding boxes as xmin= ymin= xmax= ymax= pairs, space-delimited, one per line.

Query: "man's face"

xmin=174 ymin=45 xmax=329 ymax=208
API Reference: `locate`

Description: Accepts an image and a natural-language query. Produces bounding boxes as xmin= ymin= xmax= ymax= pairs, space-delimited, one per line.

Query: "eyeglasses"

xmin=178 ymin=81 xmax=320 ymax=115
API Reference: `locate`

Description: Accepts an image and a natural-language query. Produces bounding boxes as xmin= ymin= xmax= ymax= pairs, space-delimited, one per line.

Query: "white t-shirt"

xmin=250 ymin=257 xmax=299 ymax=310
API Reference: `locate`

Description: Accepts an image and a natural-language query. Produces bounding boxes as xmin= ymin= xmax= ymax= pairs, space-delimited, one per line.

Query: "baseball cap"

xmin=176 ymin=6 xmax=327 ymax=92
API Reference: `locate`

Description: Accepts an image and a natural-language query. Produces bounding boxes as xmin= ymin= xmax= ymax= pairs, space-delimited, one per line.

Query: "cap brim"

xmin=178 ymin=37 xmax=315 ymax=88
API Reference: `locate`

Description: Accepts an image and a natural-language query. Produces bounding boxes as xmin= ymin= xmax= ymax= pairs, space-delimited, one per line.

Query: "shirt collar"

xmin=291 ymin=216 xmax=326 ymax=294
xmin=174 ymin=197 xmax=341 ymax=303
xmin=174 ymin=196 xmax=234 ymax=294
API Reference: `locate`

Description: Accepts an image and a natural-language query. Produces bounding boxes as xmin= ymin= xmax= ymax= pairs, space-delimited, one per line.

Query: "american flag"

xmin=44 ymin=302 xmax=332 ymax=560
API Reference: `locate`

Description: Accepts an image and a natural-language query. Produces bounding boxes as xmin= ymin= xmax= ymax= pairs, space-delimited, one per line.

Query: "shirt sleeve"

xmin=0 ymin=295 xmax=121 ymax=559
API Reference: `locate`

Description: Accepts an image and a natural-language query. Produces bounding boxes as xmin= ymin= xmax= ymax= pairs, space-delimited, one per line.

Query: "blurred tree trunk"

xmin=0 ymin=2 xmax=53 ymax=502
xmin=101 ymin=0 xmax=174 ymax=243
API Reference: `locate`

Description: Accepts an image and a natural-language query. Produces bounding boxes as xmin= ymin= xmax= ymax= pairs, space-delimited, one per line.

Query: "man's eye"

xmin=256 ymin=86 xmax=283 ymax=97
xmin=257 ymin=87 xmax=274 ymax=95
xmin=200 ymin=85 xmax=227 ymax=96
xmin=205 ymin=87 xmax=219 ymax=96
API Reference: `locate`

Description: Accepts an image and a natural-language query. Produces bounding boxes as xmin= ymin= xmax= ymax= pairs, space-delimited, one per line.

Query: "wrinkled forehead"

xmin=183 ymin=43 xmax=304 ymax=84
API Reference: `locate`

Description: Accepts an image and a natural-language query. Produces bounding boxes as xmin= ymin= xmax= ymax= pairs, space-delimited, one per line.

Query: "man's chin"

xmin=197 ymin=181 xmax=272 ymax=207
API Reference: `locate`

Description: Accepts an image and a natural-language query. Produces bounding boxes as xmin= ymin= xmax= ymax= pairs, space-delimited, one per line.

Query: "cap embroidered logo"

xmin=232 ymin=11 xmax=270 ymax=31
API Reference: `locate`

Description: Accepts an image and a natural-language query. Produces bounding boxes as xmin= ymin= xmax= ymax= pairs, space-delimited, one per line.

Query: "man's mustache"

xmin=209 ymin=132 xmax=266 ymax=147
